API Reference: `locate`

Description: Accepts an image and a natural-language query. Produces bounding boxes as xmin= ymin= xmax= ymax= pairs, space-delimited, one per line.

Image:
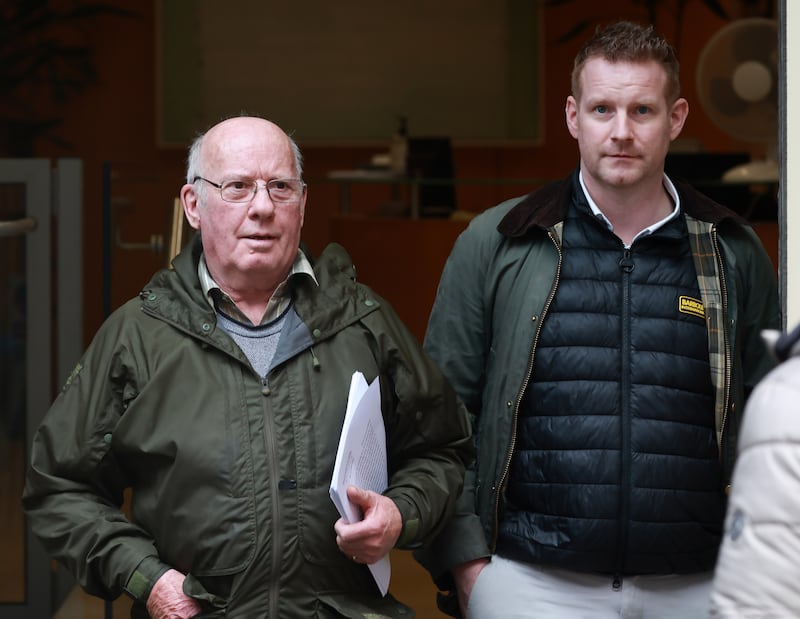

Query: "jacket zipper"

xmin=711 ymin=227 xmax=733 ymax=463
xmin=490 ymin=230 xmax=563 ymax=550
xmin=616 ymin=248 xmax=635 ymax=583
xmin=261 ymin=375 xmax=284 ymax=618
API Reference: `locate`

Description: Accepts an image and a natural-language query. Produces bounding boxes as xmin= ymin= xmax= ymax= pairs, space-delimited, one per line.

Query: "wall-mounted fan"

xmin=695 ymin=17 xmax=778 ymax=182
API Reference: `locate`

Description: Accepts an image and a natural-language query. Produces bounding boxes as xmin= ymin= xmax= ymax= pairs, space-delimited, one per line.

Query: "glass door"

xmin=0 ymin=159 xmax=82 ymax=619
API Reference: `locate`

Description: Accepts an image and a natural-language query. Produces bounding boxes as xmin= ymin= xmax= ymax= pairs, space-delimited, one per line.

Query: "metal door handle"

xmin=0 ymin=217 xmax=37 ymax=237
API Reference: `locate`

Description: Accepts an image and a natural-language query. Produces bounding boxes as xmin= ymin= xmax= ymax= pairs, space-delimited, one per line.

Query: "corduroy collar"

xmin=496 ymin=168 xmax=748 ymax=239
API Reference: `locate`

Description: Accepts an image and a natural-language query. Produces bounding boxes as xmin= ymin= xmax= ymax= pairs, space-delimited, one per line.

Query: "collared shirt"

xmin=198 ymin=250 xmax=318 ymax=325
xmin=578 ymin=171 xmax=681 ymax=248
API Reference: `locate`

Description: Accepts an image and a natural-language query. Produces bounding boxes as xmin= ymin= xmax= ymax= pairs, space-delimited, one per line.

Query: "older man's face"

xmin=183 ymin=117 xmax=306 ymax=296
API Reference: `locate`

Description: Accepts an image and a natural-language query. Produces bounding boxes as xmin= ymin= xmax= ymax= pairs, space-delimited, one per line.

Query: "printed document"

xmin=330 ymin=371 xmax=390 ymax=595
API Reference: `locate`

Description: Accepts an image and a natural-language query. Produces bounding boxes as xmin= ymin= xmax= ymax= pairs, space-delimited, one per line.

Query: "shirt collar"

xmin=198 ymin=249 xmax=318 ymax=325
xmin=578 ymin=170 xmax=681 ymax=245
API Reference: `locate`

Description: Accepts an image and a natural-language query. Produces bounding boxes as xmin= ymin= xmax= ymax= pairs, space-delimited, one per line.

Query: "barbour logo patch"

xmin=679 ymin=296 xmax=705 ymax=319
xmin=60 ymin=362 xmax=83 ymax=394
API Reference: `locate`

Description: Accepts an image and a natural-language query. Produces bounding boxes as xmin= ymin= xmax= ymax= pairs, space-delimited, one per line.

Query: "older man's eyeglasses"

xmin=194 ymin=177 xmax=306 ymax=204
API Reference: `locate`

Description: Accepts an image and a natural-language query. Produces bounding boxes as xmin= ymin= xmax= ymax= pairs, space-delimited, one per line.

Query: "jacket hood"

xmin=144 ymin=234 xmax=378 ymax=348
xmin=763 ymin=323 xmax=800 ymax=363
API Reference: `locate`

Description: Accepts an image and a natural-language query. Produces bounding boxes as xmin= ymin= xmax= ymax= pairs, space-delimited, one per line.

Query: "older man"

xmin=24 ymin=116 xmax=473 ymax=618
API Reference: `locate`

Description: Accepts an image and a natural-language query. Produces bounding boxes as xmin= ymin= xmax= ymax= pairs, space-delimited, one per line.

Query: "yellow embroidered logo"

xmin=679 ymin=296 xmax=705 ymax=319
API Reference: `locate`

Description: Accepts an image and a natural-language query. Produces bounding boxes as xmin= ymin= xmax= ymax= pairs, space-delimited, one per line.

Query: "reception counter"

xmin=330 ymin=215 xmax=470 ymax=342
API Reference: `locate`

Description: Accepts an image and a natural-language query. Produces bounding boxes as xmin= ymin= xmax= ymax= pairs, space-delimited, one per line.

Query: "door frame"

xmin=0 ymin=158 xmax=83 ymax=619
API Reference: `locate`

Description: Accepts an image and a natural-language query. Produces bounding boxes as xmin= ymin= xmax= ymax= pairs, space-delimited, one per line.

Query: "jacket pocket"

xmin=315 ymin=591 xmax=415 ymax=618
xmin=183 ymin=572 xmax=229 ymax=617
xmin=298 ymin=484 xmax=350 ymax=565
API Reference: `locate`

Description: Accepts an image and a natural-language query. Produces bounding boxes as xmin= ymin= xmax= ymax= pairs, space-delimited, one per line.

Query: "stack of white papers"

xmin=329 ymin=371 xmax=391 ymax=595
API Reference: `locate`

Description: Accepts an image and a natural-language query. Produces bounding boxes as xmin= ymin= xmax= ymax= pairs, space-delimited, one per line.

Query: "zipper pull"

xmin=619 ymin=249 xmax=634 ymax=273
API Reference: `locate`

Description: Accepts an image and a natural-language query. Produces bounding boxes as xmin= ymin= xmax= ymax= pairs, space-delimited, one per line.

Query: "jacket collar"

xmin=774 ymin=323 xmax=800 ymax=362
xmin=147 ymin=237 xmax=379 ymax=356
xmin=497 ymin=168 xmax=749 ymax=239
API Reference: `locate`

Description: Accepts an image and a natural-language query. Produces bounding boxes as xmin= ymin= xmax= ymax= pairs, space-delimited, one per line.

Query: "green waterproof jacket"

xmin=23 ymin=238 xmax=473 ymax=618
xmin=414 ymin=172 xmax=781 ymax=615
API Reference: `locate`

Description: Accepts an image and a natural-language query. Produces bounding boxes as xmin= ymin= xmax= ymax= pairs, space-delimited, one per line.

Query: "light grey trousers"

xmin=466 ymin=555 xmax=713 ymax=618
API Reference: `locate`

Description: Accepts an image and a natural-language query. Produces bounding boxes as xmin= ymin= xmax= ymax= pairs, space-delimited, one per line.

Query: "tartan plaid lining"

xmin=686 ymin=214 xmax=728 ymax=447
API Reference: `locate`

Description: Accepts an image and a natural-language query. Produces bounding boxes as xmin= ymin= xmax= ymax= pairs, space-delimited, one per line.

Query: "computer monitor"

xmin=406 ymin=137 xmax=456 ymax=218
xmin=665 ymin=152 xmax=757 ymax=217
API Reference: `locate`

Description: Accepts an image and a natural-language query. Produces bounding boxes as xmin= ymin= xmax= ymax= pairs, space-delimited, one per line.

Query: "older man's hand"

xmin=334 ymin=485 xmax=402 ymax=565
xmin=145 ymin=569 xmax=203 ymax=619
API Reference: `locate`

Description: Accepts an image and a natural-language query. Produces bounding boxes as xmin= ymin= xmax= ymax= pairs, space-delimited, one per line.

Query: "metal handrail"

xmin=0 ymin=216 xmax=37 ymax=237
